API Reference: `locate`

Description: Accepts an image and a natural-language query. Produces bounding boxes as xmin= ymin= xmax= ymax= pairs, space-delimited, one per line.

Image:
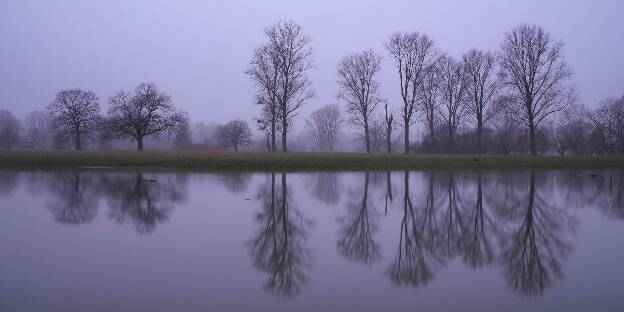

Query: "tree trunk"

xmin=281 ymin=124 xmax=288 ymax=152
xmin=404 ymin=120 xmax=410 ymax=154
xmin=429 ymin=125 xmax=436 ymax=152
xmin=364 ymin=119 xmax=371 ymax=154
xmin=234 ymin=143 xmax=239 ymax=152
xmin=75 ymin=127 xmax=82 ymax=150
xmin=386 ymin=122 xmax=392 ymax=154
xmin=448 ymin=125 xmax=454 ymax=153
xmin=477 ymin=121 xmax=483 ymax=154
xmin=271 ymin=120 xmax=277 ymax=152
xmin=137 ymin=136 xmax=144 ymax=151
xmin=529 ymin=118 xmax=537 ymax=156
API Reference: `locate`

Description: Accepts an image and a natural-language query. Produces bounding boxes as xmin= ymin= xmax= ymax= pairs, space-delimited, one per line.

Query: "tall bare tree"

xmin=337 ymin=49 xmax=383 ymax=153
xmin=107 ymin=82 xmax=186 ymax=151
xmin=216 ymin=119 xmax=252 ymax=151
xmin=499 ymin=24 xmax=574 ymax=156
xmin=463 ymin=49 xmax=499 ymax=153
xmin=385 ymin=31 xmax=438 ymax=153
xmin=306 ymin=104 xmax=343 ymax=152
xmin=47 ymin=89 xmax=100 ymax=150
xmin=23 ymin=110 xmax=51 ymax=148
xmin=250 ymin=20 xmax=314 ymax=152
xmin=247 ymin=45 xmax=280 ymax=151
xmin=438 ymin=55 xmax=467 ymax=152
xmin=0 ymin=110 xmax=20 ymax=149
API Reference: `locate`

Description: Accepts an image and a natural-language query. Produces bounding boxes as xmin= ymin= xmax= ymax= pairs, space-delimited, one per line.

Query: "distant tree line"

xmin=2 ymin=22 xmax=623 ymax=155
xmin=244 ymin=21 xmax=621 ymax=155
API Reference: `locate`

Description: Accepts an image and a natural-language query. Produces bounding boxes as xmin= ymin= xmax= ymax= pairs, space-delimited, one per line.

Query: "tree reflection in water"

xmin=9 ymin=169 xmax=611 ymax=298
xmin=0 ymin=171 xmax=20 ymax=197
xmin=593 ymin=171 xmax=624 ymax=219
xmin=337 ymin=172 xmax=380 ymax=265
xmin=305 ymin=172 xmax=343 ymax=205
xmin=248 ymin=173 xmax=311 ymax=298
xmin=462 ymin=172 xmax=496 ymax=268
xmin=215 ymin=173 xmax=252 ymax=194
xmin=46 ymin=172 xmax=99 ymax=224
xmin=387 ymin=171 xmax=444 ymax=287
xmin=497 ymin=171 xmax=573 ymax=297
xmin=102 ymin=173 xmax=187 ymax=234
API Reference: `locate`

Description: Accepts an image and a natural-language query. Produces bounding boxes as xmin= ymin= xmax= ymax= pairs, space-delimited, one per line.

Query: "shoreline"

xmin=2 ymin=150 xmax=624 ymax=171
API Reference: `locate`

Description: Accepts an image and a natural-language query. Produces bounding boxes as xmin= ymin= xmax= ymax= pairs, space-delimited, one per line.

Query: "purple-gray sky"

xmin=1 ymin=0 xmax=622 ymax=130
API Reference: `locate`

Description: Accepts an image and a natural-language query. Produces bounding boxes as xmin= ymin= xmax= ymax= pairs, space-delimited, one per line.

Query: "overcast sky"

xmin=1 ymin=0 xmax=622 ymax=131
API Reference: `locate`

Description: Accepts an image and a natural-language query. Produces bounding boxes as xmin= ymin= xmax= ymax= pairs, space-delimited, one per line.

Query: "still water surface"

xmin=1 ymin=170 xmax=623 ymax=311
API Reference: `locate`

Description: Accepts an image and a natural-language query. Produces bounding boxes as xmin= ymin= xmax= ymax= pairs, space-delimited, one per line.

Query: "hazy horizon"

xmin=1 ymin=0 xmax=623 ymax=132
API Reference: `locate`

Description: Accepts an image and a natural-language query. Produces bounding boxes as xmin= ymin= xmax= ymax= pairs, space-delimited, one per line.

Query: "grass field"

xmin=1 ymin=149 xmax=624 ymax=171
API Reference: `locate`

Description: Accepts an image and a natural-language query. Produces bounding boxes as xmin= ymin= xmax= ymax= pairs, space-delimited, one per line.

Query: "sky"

xmin=1 ymin=0 xmax=623 ymax=132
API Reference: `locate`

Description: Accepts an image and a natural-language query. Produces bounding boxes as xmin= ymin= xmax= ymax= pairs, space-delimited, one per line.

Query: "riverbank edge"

xmin=2 ymin=150 xmax=624 ymax=171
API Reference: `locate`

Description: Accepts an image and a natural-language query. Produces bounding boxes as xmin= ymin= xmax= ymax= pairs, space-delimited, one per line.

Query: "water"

xmin=1 ymin=170 xmax=623 ymax=311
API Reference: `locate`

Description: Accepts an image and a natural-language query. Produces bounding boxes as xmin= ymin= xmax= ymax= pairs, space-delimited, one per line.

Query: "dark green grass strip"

xmin=1 ymin=150 xmax=624 ymax=172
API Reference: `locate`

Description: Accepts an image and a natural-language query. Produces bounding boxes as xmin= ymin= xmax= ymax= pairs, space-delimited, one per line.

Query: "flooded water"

xmin=1 ymin=170 xmax=623 ymax=311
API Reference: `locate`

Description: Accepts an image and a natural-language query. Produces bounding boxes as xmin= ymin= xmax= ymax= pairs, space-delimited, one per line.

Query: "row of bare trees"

xmin=0 ymin=82 xmax=187 ymax=151
xmin=2 ymin=23 xmax=622 ymax=155
xmin=245 ymin=21 xmax=584 ymax=155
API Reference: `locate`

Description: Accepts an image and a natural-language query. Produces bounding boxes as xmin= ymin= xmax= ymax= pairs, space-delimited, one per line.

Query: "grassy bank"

xmin=1 ymin=149 xmax=624 ymax=171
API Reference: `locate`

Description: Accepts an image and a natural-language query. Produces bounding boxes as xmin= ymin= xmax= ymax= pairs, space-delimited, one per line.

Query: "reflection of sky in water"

xmin=0 ymin=170 xmax=623 ymax=311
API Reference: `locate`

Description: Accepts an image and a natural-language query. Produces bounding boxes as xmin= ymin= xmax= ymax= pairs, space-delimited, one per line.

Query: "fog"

xmin=1 ymin=0 xmax=623 ymax=151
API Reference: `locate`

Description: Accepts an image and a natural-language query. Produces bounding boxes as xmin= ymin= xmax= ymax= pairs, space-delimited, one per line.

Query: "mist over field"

xmin=1 ymin=0 xmax=623 ymax=153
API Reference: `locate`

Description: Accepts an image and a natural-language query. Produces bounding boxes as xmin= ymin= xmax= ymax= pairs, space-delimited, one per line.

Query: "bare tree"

xmin=589 ymin=95 xmax=624 ymax=154
xmin=499 ymin=24 xmax=574 ymax=156
xmin=338 ymin=172 xmax=380 ymax=265
xmin=492 ymin=95 xmax=523 ymax=154
xmin=107 ymin=82 xmax=186 ymax=151
xmin=417 ymin=61 xmax=441 ymax=151
xmin=174 ymin=117 xmax=192 ymax=149
xmin=22 ymin=110 xmax=51 ymax=149
xmin=251 ymin=20 xmax=314 ymax=152
xmin=0 ymin=110 xmax=20 ymax=149
xmin=47 ymin=89 xmax=100 ymax=150
xmin=306 ymin=104 xmax=343 ymax=152
xmin=463 ymin=49 xmax=499 ymax=153
xmin=385 ymin=31 xmax=438 ymax=153
xmin=437 ymin=55 xmax=467 ymax=152
xmin=216 ymin=119 xmax=252 ymax=151
xmin=550 ymin=103 xmax=592 ymax=155
xmin=247 ymin=45 xmax=280 ymax=151
xmin=337 ymin=49 xmax=383 ymax=153
xmin=368 ymin=116 xmax=386 ymax=153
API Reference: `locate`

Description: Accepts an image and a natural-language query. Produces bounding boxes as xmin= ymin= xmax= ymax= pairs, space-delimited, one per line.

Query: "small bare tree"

xmin=23 ymin=110 xmax=51 ymax=148
xmin=47 ymin=89 xmax=100 ymax=150
xmin=550 ymin=103 xmax=592 ymax=155
xmin=252 ymin=20 xmax=314 ymax=152
xmin=107 ymin=82 xmax=186 ymax=151
xmin=216 ymin=119 xmax=251 ymax=151
xmin=385 ymin=31 xmax=438 ymax=153
xmin=0 ymin=110 xmax=20 ymax=149
xmin=337 ymin=49 xmax=383 ymax=153
xmin=306 ymin=104 xmax=343 ymax=152
xmin=463 ymin=49 xmax=499 ymax=153
xmin=437 ymin=55 xmax=467 ymax=152
xmin=499 ymin=24 xmax=574 ymax=156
